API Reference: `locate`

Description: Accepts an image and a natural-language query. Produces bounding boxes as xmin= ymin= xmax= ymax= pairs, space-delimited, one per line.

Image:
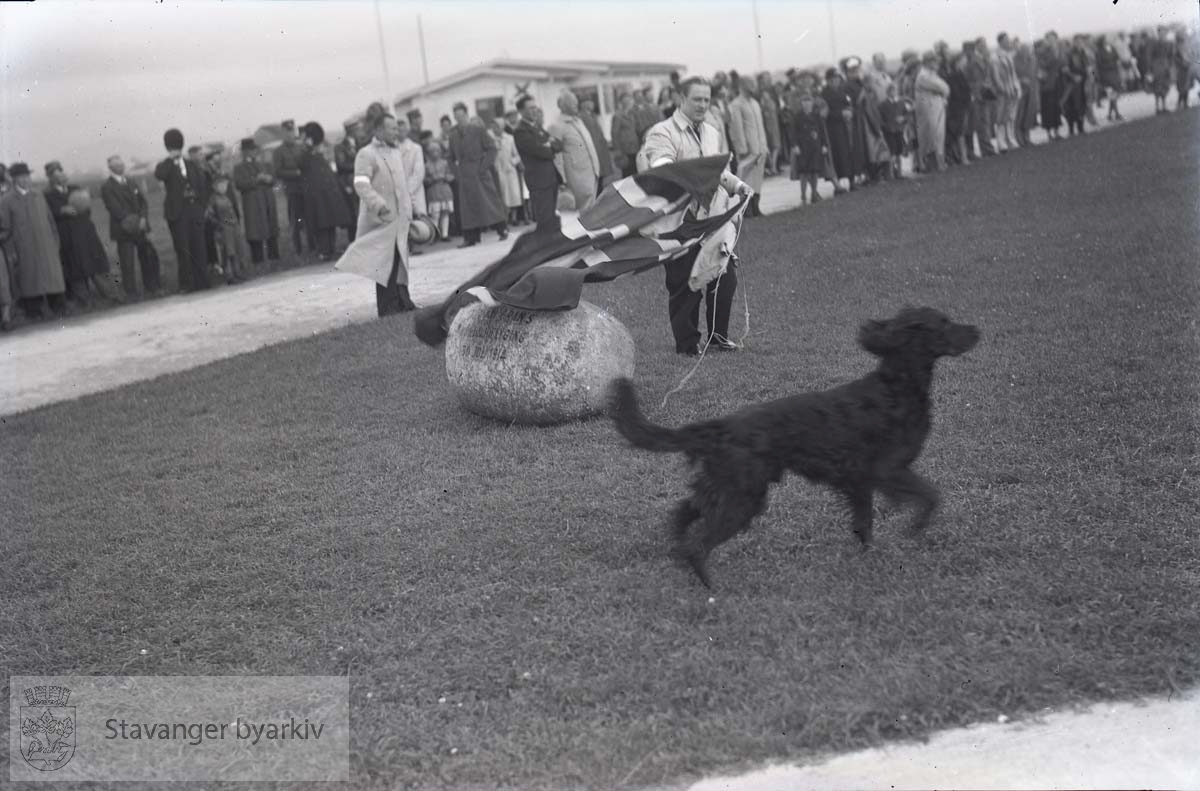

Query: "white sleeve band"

xmin=650 ymin=157 xmax=675 ymax=167
xmin=353 ymin=175 xmax=371 ymax=185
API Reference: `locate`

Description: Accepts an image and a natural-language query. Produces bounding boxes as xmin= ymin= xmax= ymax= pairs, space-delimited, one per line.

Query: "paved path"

xmin=691 ymin=691 xmax=1199 ymax=791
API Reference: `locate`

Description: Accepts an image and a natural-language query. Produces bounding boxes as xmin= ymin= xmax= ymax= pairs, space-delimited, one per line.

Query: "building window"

xmin=602 ymin=82 xmax=632 ymax=115
xmin=475 ymin=96 xmax=505 ymax=123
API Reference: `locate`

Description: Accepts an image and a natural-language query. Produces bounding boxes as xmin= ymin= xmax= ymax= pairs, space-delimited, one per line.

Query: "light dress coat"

xmin=334 ymin=138 xmax=419 ymax=287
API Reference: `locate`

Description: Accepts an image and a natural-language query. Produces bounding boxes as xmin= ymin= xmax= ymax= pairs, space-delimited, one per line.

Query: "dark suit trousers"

xmin=529 ymin=184 xmax=559 ymax=230
xmin=375 ymin=247 xmax=416 ymax=317
xmin=168 ymin=203 xmax=210 ymax=292
xmin=663 ymin=250 xmax=738 ymax=352
xmin=116 ymin=238 xmax=162 ymax=296
xmin=285 ymin=189 xmax=309 ymax=252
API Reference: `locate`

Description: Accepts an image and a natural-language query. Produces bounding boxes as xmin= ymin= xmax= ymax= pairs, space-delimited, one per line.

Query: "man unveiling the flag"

xmin=638 ymin=76 xmax=754 ymax=356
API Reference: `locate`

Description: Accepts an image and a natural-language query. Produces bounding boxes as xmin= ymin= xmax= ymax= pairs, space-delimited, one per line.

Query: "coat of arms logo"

xmin=20 ymin=686 xmax=76 ymax=771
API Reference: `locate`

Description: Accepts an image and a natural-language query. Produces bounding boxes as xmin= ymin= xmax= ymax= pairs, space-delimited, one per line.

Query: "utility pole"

xmin=752 ymin=0 xmax=765 ymax=72
xmin=417 ymin=13 xmax=430 ymax=86
xmin=374 ymin=0 xmax=393 ymax=106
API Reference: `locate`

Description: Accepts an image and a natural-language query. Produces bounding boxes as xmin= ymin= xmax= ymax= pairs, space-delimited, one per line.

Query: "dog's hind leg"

xmin=878 ymin=468 xmax=941 ymax=534
xmin=670 ymin=498 xmax=701 ymax=541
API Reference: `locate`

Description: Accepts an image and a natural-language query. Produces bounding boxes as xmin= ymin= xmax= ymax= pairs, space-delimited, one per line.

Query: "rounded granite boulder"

xmin=445 ymin=300 xmax=635 ymax=425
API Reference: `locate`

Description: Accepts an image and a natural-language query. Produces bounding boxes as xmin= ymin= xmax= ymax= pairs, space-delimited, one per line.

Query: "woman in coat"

xmin=43 ymin=162 xmax=112 ymax=306
xmin=728 ymin=81 xmax=769 ymax=214
xmin=300 ymin=122 xmax=353 ymax=261
xmin=821 ymin=69 xmax=855 ymax=190
xmin=1037 ymin=35 xmax=1066 ymax=139
xmin=490 ymin=120 xmax=525 ymax=226
xmin=232 ymin=139 xmax=281 ymax=265
xmin=914 ymin=52 xmax=950 ymax=172
xmin=0 ymin=163 xmax=66 ymax=319
xmin=756 ymin=74 xmax=783 ymax=176
xmin=1012 ymin=42 xmax=1041 ymax=145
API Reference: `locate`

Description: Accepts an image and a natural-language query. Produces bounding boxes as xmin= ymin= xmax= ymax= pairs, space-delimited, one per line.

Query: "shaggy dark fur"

xmin=610 ymin=306 xmax=980 ymax=588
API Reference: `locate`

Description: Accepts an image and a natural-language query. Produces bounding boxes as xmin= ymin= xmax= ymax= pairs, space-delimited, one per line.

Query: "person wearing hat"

xmin=821 ymin=67 xmax=855 ymax=192
xmin=272 ymin=119 xmax=311 ymax=257
xmin=335 ymin=122 xmax=364 ymax=241
xmin=914 ymin=51 xmax=951 ymax=172
xmin=299 ymin=121 xmax=353 ymax=262
xmin=155 ymin=128 xmax=211 ymax=292
xmin=0 ymin=162 xmax=67 ymax=321
xmin=448 ymin=102 xmax=509 ymax=247
xmin=233 ymin=138 xmax=281 ymax=266
xmin=100 ymin=154 xmax=163 ymax=300
xmin=43 ymin=160 xmax=117 ymax=307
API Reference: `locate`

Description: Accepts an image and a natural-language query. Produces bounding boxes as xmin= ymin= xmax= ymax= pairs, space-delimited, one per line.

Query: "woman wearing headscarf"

xmin=914 ymin=51 xmax=950 ymax=172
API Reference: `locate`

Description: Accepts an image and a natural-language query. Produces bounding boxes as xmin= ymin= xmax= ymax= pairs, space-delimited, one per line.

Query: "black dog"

xmin=610 ymin=307 xmax=980 ymax=588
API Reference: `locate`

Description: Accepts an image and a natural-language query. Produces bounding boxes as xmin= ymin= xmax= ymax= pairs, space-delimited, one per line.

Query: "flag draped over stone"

xmin=413 ymin=155 xmax=748 ymax=348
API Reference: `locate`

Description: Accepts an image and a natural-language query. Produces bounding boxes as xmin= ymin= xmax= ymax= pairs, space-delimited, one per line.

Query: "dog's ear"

xmin=858 ymin=319 xmax=898 ymax=356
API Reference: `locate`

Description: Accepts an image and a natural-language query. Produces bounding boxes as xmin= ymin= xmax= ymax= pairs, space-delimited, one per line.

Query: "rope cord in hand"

xmin=660 ymin=196 xmax=753 ymax=409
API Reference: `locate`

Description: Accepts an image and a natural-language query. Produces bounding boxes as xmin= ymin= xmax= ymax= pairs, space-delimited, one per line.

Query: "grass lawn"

xmin=3 ymin=110 xmax=1198 ymax=790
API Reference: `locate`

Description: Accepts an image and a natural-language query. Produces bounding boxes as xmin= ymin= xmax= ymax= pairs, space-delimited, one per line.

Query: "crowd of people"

xmin=0 ymin=22 xmax=1194 ymax=333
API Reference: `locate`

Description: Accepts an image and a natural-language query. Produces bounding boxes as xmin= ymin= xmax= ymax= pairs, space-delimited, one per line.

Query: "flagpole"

xmin=374 ymin=0 xmax=393 ymax=106
xmin=751 ymin=0 xmax=764 ymax=72
xmin=826 ymin=0 xmax=838 ymax=64
xmin=417 ymin=13 xmax=430 ymax=86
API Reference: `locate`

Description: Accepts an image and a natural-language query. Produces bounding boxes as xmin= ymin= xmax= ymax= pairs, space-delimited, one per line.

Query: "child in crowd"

xmin=423 ymin=141 xmax=455 ymax=241
xmin=206 ymin=174 xmax=248 ymax=284
xmin=879 ymin=83 xmax=910 ymax=180
xmin=789 ymin=92 xmax=829 ymax=205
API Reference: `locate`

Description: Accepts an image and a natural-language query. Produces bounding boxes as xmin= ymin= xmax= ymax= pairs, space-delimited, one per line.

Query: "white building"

xmin=390 ymin=58 xmax=685 ymax=136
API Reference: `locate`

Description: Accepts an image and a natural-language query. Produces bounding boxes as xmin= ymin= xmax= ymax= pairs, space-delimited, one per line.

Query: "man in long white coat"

xmin=727 ymin=81 xmax=769 ymax=216
xmin=549 ymin=90 xmax=600 ymax=212
xmin=334 ymin=114 xmax=421 ymax=317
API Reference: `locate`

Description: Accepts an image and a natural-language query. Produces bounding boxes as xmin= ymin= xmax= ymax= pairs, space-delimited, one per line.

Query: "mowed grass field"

xmin=3 ymin=111 xmax=1198 ymax=790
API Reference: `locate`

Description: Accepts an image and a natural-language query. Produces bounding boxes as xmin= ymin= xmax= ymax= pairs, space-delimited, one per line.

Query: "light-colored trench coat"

xmin=334 ymin=139 xmax=420 ymax=287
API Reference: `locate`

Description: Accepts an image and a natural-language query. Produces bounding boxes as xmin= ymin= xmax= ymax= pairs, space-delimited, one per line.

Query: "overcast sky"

xmin=1 ymin=0 xmax=1193 ymax=173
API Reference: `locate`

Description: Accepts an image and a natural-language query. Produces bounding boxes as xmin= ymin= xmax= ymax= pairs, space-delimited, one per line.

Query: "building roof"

xmin=392 ymin=58 xmax=687 ymax=106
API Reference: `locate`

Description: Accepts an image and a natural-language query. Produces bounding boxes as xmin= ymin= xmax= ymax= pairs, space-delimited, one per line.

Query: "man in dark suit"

xmin=100 ymin=155 xmax=162 ymax=299
xmin=272 ymin=119 xmax=309 ymax=256
xmin=512 ymin=95 xmax=563 ymax=231
xmin=154 ymin=128 xmax=210 ymax=292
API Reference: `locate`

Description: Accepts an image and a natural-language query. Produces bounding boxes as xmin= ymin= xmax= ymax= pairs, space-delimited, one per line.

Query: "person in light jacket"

xmin=548 ymin=90 xmax=601 ymax=212
xmin=727 ymin=80 xmax=769 ymax=216
xmin=334 ymin=113 xmax=419 ymax=317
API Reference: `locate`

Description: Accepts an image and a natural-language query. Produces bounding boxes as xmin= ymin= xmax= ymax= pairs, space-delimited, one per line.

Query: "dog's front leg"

xmin=846 ymin=487 xmax=875 ymax=547
xmin=878 ymin=468 xmax=941 ymax=534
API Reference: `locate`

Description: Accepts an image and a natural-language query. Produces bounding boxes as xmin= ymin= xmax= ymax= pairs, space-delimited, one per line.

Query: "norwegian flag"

xmin=413 ymin=155 xmax=748 ymax=347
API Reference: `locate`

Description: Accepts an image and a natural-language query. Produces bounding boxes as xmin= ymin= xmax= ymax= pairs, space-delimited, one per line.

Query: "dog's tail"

xmin=609 ymin=377 xmax=687 ymax=453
